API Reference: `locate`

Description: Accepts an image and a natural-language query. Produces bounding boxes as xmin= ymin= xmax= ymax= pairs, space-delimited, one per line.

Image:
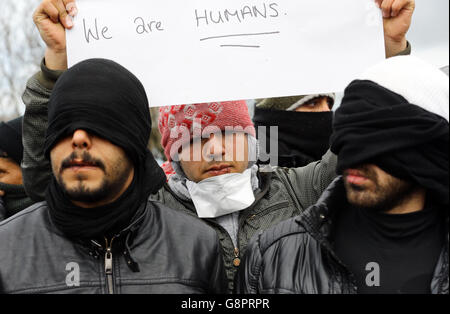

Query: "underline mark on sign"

xmin=199 ymin=31 xmax=280 ymax=41
xmin=220 ymin=45 xmax=261 ymax=48
xmin=200 ymin=31 xmax=280 ymax=49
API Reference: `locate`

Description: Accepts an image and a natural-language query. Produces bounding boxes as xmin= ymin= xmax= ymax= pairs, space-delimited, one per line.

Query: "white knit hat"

xmin=358 ymin=56 xmax=449 ymax=122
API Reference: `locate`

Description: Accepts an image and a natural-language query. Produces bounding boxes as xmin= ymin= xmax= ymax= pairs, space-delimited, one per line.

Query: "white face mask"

xmin=186 ymin=168 xmax=256 ymax=218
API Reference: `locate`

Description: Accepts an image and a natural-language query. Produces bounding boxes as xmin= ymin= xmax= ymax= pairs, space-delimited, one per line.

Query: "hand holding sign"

xmin=33 ymin=0 xmax=78 ymax=70
xmin=33 ymin=0 xmax=414 ymax=106
xmin=375 ymin=0 xmax=415 ymax=57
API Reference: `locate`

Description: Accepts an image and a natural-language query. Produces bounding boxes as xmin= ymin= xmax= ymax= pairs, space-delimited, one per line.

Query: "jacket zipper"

xmin=166 ymin=184 xmax=279 ymax=269
xmin=203 ymin=218 xmax=241 ymax=268
xmin=104 ymin=237 xmax=115 ymax=294
xmin=233 ymin=247 xmax=241 ymax=267
xmin=233 ymin=212 xmax=249 ymax=267
xmin=233 ymin=214 xmax=248 ymax=268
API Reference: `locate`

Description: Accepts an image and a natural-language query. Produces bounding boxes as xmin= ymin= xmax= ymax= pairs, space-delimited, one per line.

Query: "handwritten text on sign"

xmin=67 ymin=0 xmax=385 ymax=107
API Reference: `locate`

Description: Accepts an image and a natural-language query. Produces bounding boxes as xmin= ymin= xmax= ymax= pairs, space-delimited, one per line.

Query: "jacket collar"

xmin=295 ymin=176 xmax=346 ymax=242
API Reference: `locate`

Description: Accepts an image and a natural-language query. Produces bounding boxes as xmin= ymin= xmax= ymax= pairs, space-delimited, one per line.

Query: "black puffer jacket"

xmin=0 ymin=197 xmax=5 ymax=221
xmin=237 ymin=177 xmax=449 ymax=294
xmin=0 ymin=200 xmax=227 ymax=294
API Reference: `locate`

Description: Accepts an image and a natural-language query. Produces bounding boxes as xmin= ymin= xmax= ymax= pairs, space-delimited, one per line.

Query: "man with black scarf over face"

xmin=0 ymin=58 xmax=227 ymax=294
xmin=237 ymin=56 xmax=449 ymax=294
xmin=253 ymin=94 xmax=336 ymax=167
xmin=0 ymin=117 xmax=35 ymax=220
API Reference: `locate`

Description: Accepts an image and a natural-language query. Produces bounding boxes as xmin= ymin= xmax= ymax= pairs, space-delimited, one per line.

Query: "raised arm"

xmin=377 ymin=0 xmax=415 ymax=58
xmin=21 ymin=0 xmax=77 ymax=200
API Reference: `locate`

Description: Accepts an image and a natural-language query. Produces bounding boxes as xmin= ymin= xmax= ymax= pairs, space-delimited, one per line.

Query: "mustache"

xmin=60 ymin=151 xmax=106 ymax=173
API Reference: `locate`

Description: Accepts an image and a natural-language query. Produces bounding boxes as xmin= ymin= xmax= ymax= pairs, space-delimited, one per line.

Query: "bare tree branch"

xmin=0 ymin=0 xmax=45 ymax=121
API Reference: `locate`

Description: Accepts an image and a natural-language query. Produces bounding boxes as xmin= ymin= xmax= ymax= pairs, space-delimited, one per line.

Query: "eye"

xmin=303 ymin=101 xmax=318 ymax=108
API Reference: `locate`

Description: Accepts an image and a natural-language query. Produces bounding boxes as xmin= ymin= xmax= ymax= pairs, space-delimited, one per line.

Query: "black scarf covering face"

xmin=0 ymin=182 xmax=35 ymax=218
xmin=331 ymin=80 xmax=449 ymax=206
xmin=44 ymin=59 xmax=166 ymax=240
xmin=254 ymin=107 xmax=333 ymax=167
xmin=0 ymin=117 xmax=24 ymax=165
xmin=46 ymin=154 xmax=160 ymax=240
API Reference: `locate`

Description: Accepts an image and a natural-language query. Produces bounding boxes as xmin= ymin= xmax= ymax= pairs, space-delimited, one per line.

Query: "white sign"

xmin=67 ymin=0 xmax=385 ymax=107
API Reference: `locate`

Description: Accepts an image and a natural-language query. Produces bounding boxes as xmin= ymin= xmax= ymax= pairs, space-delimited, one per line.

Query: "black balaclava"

xmin=44 ymin=58 xmax=166 ymax=240
xmin=0 ymin=117 xmax=23 ymax=165
xmin=0 ymin=116 xmax=35 ymax=218
xmin=331 ymin=80 xmax=449 ymax=206
xmin=0 ymin=183 xmax=35 ymax=218
xmin=254 ymin=108 xmax=333 ymax=167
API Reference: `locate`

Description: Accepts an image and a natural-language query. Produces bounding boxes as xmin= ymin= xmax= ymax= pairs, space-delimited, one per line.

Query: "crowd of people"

xmin=0 ymin=0 xmax=448 ymax=294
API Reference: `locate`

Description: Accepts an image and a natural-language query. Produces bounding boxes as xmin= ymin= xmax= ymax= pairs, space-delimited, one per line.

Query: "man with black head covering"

xmin=0 ymin=58 xmax=226 ymax=294
xmin=237 ymin=56 xmax=449 ymax=294
xmin=0 ymin=117 xmax=34 ymax=220
xmin=253 ymin=94 xmax=336 ymax=167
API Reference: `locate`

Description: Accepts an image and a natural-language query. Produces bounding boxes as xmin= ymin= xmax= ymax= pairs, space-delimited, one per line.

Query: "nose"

xmin=206 ymin=133 xmax=225 ymax=159
xmin=72 ymin=129 xmax=92 ymax=150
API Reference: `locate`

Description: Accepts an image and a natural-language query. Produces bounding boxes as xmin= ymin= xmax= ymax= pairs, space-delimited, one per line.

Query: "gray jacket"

xmin=152 ymin=156 xmax=337 ymax=291
xmin=21 ymin=61 xmax=337 ymax=292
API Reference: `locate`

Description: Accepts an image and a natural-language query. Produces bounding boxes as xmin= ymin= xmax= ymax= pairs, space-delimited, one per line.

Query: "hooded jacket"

xmin=236 ymin=177 xmax=449 ymax=294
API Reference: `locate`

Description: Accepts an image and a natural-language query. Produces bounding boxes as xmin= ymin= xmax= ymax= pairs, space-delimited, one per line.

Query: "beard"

xmin=59 ymin=176 xmax=110 ymax=203
xmin=56 ymin=151 xmax=133 ymax=205
xmin=344 ymin=165 xmax=417 ymax=213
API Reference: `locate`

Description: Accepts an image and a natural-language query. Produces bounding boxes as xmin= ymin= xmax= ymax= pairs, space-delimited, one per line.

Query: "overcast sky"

xmin=408 ymin=0 xmax=449 ymax=67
